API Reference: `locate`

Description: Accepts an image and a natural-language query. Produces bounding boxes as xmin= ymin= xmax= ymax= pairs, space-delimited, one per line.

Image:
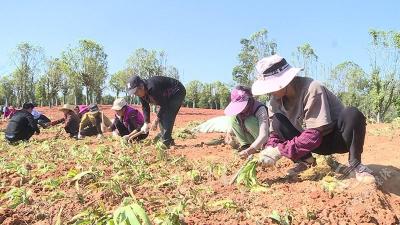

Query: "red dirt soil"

xmin=0 ymin=105 xmax=399 ymax=224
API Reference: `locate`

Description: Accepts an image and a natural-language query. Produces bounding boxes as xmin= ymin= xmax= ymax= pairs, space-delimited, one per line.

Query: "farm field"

xmin=1 ymin=106 xmax=399 ymax=225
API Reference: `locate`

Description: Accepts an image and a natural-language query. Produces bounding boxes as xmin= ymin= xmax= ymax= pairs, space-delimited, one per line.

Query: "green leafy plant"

xmin=155 ymin=141 xmax=168 ymax=161
xmin=236 ymin=157 xmax=268 ymax=192
xmin=186 ymin=169 xmax=201 ymax=184
xmin=69 ymin=206 xmax=113 ymax=225
xmin=2 ymin=187 xmax=31 ymax=208
xmin=207 ymin=199 xmax=237 ymax=212
xmin=320 ymin=175 xmax=340 ymax=197
xmin=113 ymin=198 xmax=151 ymax=225
xmin=154 ymin=200 xmax=187 ymax=225
xmin=268 ymin=209 xmax=293 ymax=225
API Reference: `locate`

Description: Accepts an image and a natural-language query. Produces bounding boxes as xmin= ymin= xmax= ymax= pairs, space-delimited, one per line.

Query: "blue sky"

xmin=0 ymin=1 xmax=399 ymax=85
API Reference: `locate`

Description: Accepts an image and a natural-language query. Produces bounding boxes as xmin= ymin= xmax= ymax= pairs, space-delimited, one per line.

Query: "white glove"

xmin=122 ymin=135 xmax=130 ymax=140
xmin=258 ymin=146 xmax=282 ymax=167
xmin=112 ymin=131 xmax=120 ymax=137
xmin=140 ymin=123 xmax=150 ymax=134
xmin=96 ymin=134 xmax=103 ymax=139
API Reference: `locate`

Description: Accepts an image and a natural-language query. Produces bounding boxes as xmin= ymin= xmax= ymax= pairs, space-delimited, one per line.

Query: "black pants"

xmin=5 ymin=130 xmax=35 ymax=143
xmin=36 ymin=115 xmax=51 ymax=128
xmin=80 ymin=126 xmax=100 ymax=136
xmin=272 ymin=107 xmax=366 ymax=167
xmin=114 ymin=119 xmax=148 ymax=141
xmin=158 ymin=88 xmax=186 ymax=146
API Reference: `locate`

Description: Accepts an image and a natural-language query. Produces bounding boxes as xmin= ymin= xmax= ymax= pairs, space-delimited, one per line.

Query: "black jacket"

xmin=139 ymin=76 xmax=185 ymax=123
xmin=5 ymin=110 xmax=40 ymax=138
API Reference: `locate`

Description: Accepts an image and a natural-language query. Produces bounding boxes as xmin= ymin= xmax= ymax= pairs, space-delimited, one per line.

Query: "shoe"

xmin=355 ymin=164 xmax=376 ymax=184
xmin=287 ymin=157 xmax=316 ymax=177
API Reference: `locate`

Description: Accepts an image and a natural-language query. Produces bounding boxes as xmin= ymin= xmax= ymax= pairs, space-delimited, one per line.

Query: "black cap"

xmin=22 ymin=102 xmax=35 ymax=109
xmin=88 ymin=104 xmax=99 ymax=112
xmin=127 ymin=75 xmax=143 ymax=91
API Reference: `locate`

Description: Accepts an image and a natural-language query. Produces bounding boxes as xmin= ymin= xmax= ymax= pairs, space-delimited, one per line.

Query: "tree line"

xmin=231 ymin=28 xmax=400 ymax=123
xmin=1 ymin=28 xmax=399 ymax=122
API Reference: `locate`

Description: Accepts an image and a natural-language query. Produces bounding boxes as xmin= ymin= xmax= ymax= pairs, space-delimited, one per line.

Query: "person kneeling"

xmin=224 ymin=86 xmax=269 ymax=154
xmin=109 ymin=98 xmax=148 ymax=142
xmin=4 ymin=103 xmax=40 ymax=143
xmin=245 ymin=54 xmax=375 ymax=184
xmin=78 ymin=104 xmax=110 ymax=139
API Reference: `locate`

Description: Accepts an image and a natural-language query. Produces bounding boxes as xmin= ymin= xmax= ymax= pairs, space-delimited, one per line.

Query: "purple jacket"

xmin=111 ymin=106 xmax=144 ymax=133
xmin=267 ymin=129 xmax=322 ymax=161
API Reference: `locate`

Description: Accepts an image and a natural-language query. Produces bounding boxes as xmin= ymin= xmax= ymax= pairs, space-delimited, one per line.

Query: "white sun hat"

xmin=252 ymin=54 xmax=303 ymax=96
xmin=111 ymin=98 xmax=128 ymax=111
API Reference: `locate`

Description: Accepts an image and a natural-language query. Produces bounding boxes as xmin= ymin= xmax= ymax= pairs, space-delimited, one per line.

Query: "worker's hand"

xmin=122 ymin=135 xmax=130 ymax=141
xmin=239 ymin=146 xmax=256 ymax=159
xmin=258 ymin=146 xmax=282 ymax=167
xmin=140 ymin=123 xmax=150 ymax=134
xmin=96 ymin=134 xmax=103 ymax=139
xmin=112 ymin=130 xmax=120 ymax=137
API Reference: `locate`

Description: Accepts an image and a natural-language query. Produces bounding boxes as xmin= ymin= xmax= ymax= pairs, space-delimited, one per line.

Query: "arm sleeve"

xmin=50 ymin=118 xmax=65 ymax=126
xmin=27 ymin=114 xmax=40 ymax=134
xmin=250 ymin=106 xmax=270 ymax=149
xmin=95 ymin=113 xmax=103 ymax=134
xmin=64 ymin=115 xmax=72 ymax=129
xmin=276 ymin=128 xmax=323 ymax=161
xmin=128 ymin=113 xmax=140 ymax=132
xmin=110 ymin=117 xmax=117 ymax=131
xmin=140 ymin=97 xmax=151 ymax=123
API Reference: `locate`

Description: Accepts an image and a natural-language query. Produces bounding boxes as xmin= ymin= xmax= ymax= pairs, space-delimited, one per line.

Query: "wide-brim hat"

xmin=59 ymin=104 xmax=76 ymax=112
xmin=111 ymin=98 xmax=128 ymax=111
xmin=224 ymin=87 xmax=251 ymax=116
xmin=252 ymin=54 xmax=302 ymax=96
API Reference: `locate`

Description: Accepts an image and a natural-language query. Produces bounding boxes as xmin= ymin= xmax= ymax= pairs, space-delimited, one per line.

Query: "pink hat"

xmin=252 ymin=54 xmax=302 ymax=95
xmin=224 ymin=87 xmax=251 ymax=116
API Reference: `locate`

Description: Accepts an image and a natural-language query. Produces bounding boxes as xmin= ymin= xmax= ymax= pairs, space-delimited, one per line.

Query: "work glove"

xmin=112 ymin=130 xmax=120 ymax=137
xmin=96 ymin=134 xmax=103 ymax=139
xmin=122 ymin=135 xmax=130 ymax=141
xmin=140 ymin=123 xmax=150 ymax=134
xmin=258 ymin=146 xmax=282 ymax=167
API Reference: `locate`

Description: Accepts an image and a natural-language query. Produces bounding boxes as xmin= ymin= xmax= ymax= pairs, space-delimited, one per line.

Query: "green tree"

xmin=213 ymin=81 xmax=230 ymax=109
xmin=11 ymin=42 xmax=44 ymax=106
xmin=62 ymin=40 xmax=108 ymax=105
xmin=34 ymin=76 xmax=47 ymax=107
xmin=367 ymin=29 xmax=400 ymax=122
xmin=0 ymin=76 xmax=15 ymax=106
xmin=293 ymin=43 xmax=318 ymax=78
xmin=45 ymin=58 xmax=64 ymax=107
xmin=199 ymin=83 xmax=213 ymax=108
xmin=232 ymin=29 xmax=277 ymax=86
xmin=328 ymin=61 xmax=369 ymax=110
xmin=185 ymin=80 xmax=203 ymax=108
xmin=110 ymin=70 xmax=130 ymax=98
xmin=126 ymin=48 xmax=169 ymax=79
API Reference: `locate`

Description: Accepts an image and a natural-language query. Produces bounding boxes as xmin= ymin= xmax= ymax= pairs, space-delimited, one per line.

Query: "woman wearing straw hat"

xmin=224 ymin=86 xmax=269 ymax=154
xmin=59 ymin=104 xmax=80 ymax=138
xmin=246 ymin=54 xmax=375 ymax=183
xmin=109 ymin=98 xmax=147 ymax=141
